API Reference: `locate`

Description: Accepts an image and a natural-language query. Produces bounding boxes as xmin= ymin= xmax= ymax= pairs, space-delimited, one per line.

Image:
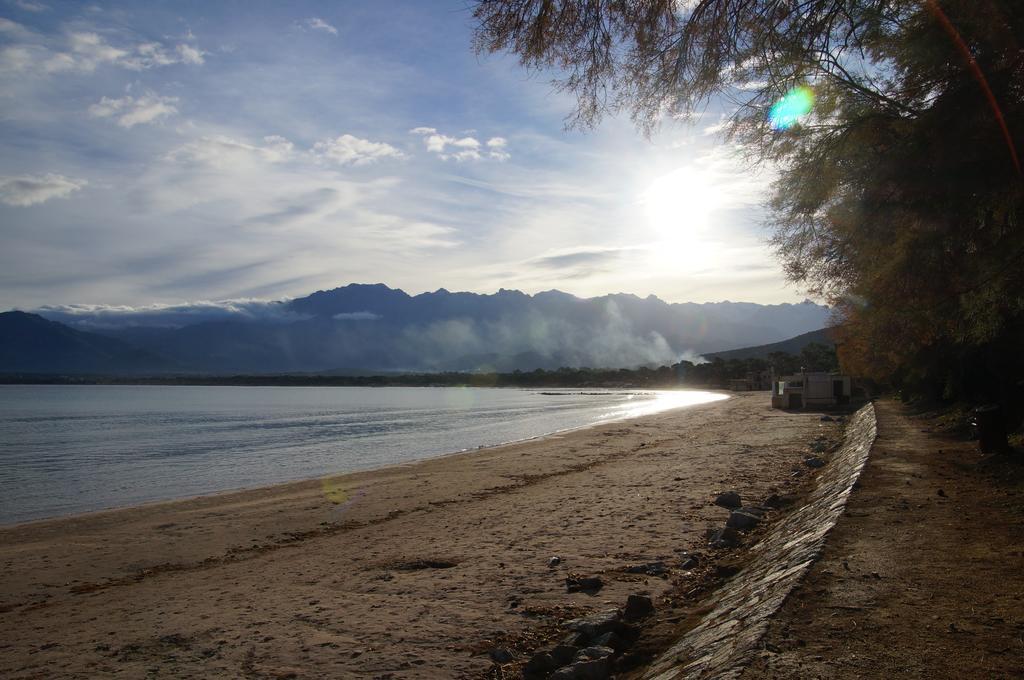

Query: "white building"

xmin=771 ymin=371 xmax=852 ymax=409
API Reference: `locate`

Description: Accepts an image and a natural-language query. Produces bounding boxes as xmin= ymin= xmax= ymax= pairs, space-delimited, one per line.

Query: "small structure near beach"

xmin=771 ymin=371 xmax=851 ymax=409
xmin=728 ymin=370 xmax=771 ymax=391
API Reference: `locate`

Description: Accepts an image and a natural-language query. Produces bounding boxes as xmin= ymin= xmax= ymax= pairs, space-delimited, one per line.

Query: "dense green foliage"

xmin=474 ymin=1 xmax=1023 ymax=412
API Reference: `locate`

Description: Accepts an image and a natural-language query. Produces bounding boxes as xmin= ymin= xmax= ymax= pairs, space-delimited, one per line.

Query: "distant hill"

xmin=705 ymin=328 xmax=835 ymax=361
xmin=6 ymin=283 xmax=832 ymax=374
xmin=0 ymin=311 xmax=172 ymax=374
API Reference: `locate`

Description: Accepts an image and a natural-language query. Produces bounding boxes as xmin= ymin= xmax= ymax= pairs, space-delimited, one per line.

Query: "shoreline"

xmin=0 ymin=388 xmax=727 ymax=529
xmin=0 ymin=392 xmax=832 ymax=679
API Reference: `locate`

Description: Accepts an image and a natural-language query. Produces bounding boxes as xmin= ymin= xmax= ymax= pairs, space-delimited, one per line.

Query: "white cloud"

xmin=262 ymin=135 xmax=295 ymax=157
xmin=702 ymin=119 xmax=729 ymax=136
xmin=168 ymin=133 xmax=404 ymax=172
xmin=306 ymin=17 xmax=338 ymax=35
xmin=89 ymin=93 xmax=179 ymax=127
xmin=737 ymin=80 xmax=768 ymax=91
xmin=312 ymin=134 xmax=404 ymax=166
xmin=0 ymin=17 xmax=34 ymax=37
xmin=38 ymin=299 xmax=308 ymax=329
xmin=166 ymin=134 xmax=296 ymax=168
xmin=486 ymin=136 xmax=510 ymax=161
xmin=0 ymin=44 xmax=36 ymax=71
xmin=412 ymin=127 xmax=510 ymax=162
xmin=0 ymin=173 xmax=86 ymax=206
xmin=12 ymin=0 xmax=49 ymax=10
xmin=176 ymin=43 xmax=205 ymax=65
xmin=64 ymin=31 xmax=129 ymax=70
xmin=0 ymin=22 xmax=207 ymax=76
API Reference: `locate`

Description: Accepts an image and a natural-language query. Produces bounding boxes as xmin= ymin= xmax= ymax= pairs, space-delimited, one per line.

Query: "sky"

xmin=0 ymin=0 xmax=800 ymax=312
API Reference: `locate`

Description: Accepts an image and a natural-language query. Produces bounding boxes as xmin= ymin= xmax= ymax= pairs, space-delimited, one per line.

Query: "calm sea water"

xmin=0 ymin=385 xmax=725 ymax=524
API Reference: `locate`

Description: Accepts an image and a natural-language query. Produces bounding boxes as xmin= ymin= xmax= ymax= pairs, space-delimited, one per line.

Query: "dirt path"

xmin=741 ymin=399 xmax=1024 ymax=679
xmin=0 ymin=393 xmax=834 ymax=679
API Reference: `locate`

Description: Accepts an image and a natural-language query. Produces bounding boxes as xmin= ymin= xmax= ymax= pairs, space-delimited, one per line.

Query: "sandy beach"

xmin=0 ymin=392 xmax=833 ymax=678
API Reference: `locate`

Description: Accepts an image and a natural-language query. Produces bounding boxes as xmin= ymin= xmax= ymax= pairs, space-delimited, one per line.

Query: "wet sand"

xmin=0 ymin=392 xmax=828 ymax=678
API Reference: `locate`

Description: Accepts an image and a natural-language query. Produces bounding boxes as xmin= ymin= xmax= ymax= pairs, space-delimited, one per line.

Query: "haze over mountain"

xmin=6 ymin=284 xmax=831 ymax=374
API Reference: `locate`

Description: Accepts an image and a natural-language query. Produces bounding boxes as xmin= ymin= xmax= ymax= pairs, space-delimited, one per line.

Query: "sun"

xmin=642 ymin=166 xmax=722 ymax=239
xmin=640 ymin=166 xmax=724 ymax=268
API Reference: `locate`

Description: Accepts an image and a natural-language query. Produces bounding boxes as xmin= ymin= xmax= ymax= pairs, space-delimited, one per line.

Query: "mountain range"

xmin=1 ymin=283 xmax=831 ymax=374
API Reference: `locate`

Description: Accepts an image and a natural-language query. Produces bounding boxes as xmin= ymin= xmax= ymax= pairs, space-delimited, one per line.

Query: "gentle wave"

xmin=0 ymin=385 xmax=725 ymax=524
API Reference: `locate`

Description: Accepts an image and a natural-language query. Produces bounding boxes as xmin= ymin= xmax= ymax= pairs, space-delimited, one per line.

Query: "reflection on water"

xmin=603 ymin=389 xmax=728 ymax=421
xmin=0 ymin=385 xmax=726 ymax=524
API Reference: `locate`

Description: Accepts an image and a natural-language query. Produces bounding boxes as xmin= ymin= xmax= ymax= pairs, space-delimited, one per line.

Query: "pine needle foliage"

xmin=474 ymin=0 xmax=1024 ymax=405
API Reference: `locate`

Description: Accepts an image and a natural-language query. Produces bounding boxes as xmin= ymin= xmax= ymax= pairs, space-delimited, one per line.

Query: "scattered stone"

xmin=566 ymin=575 xmax=604 ymax=593
xmin=490 ymin=647 xmax=515 ymax=663
xmin=624 ymin=561 xmax=668 ymax=576
xmin=713 ymin=563 xmax=740 ymax=578
xmin=548 ymin=644 xmax=579 ymax=667
xmin=708 ymin=526 xmax=740 ymax=549
xmin=623 ymin=594 xmax=654 ymax=621
xmin=550 ymin=656 xmax=612 ymax=679
xmin=565 ymin=610 xmax=623 ymax=638
xmin=804 ymin=455 xmax=826 ymax=468
xmin=678 ymin=552 xmax=701 ymax=570
xmin=726 ymin=509 xmax=762 ymax=530
xmin=765 ymin=493 xmax=798 ymax=508
xmin=820 ymin=415 xmax=834 ymax=422
xmin=523 ymin=651 xmax=557 ymax=677
xmin=575 ymin=645 xmax=615 ymax=661
xmin=514 ymin=646 xmax=568 ymax=679
xmin=560 ymin=631 xmax=590 ymax=648
xmin=713 ymin=491 xmax=743 ymax=509
xmin=548 ymin=556 xmax=562 ymax=569
xmin=591 ymin=631 xmax=627 ymax=651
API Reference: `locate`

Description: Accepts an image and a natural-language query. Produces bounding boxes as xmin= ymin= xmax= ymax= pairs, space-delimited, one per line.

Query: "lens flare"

xmin=321 ymin=476 xmax=350 ymax=505
xmin=769 ymin=86 xmax=814 ymax=130
xmin=322 ymin=477 xmax=368 ymax=520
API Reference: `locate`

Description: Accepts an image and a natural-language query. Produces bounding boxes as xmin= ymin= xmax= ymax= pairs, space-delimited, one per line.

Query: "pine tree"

xmin=474 ymin=0 xmax=1024 ymax=405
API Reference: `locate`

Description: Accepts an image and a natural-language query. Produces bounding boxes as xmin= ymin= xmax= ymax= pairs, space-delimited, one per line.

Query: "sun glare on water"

xmin=602 ymin=390 xmax=728 ymax=421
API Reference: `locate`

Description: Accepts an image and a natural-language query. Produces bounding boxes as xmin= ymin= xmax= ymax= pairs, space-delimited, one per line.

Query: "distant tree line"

xmin=0 ymin=344 xmax=838 ymax=390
